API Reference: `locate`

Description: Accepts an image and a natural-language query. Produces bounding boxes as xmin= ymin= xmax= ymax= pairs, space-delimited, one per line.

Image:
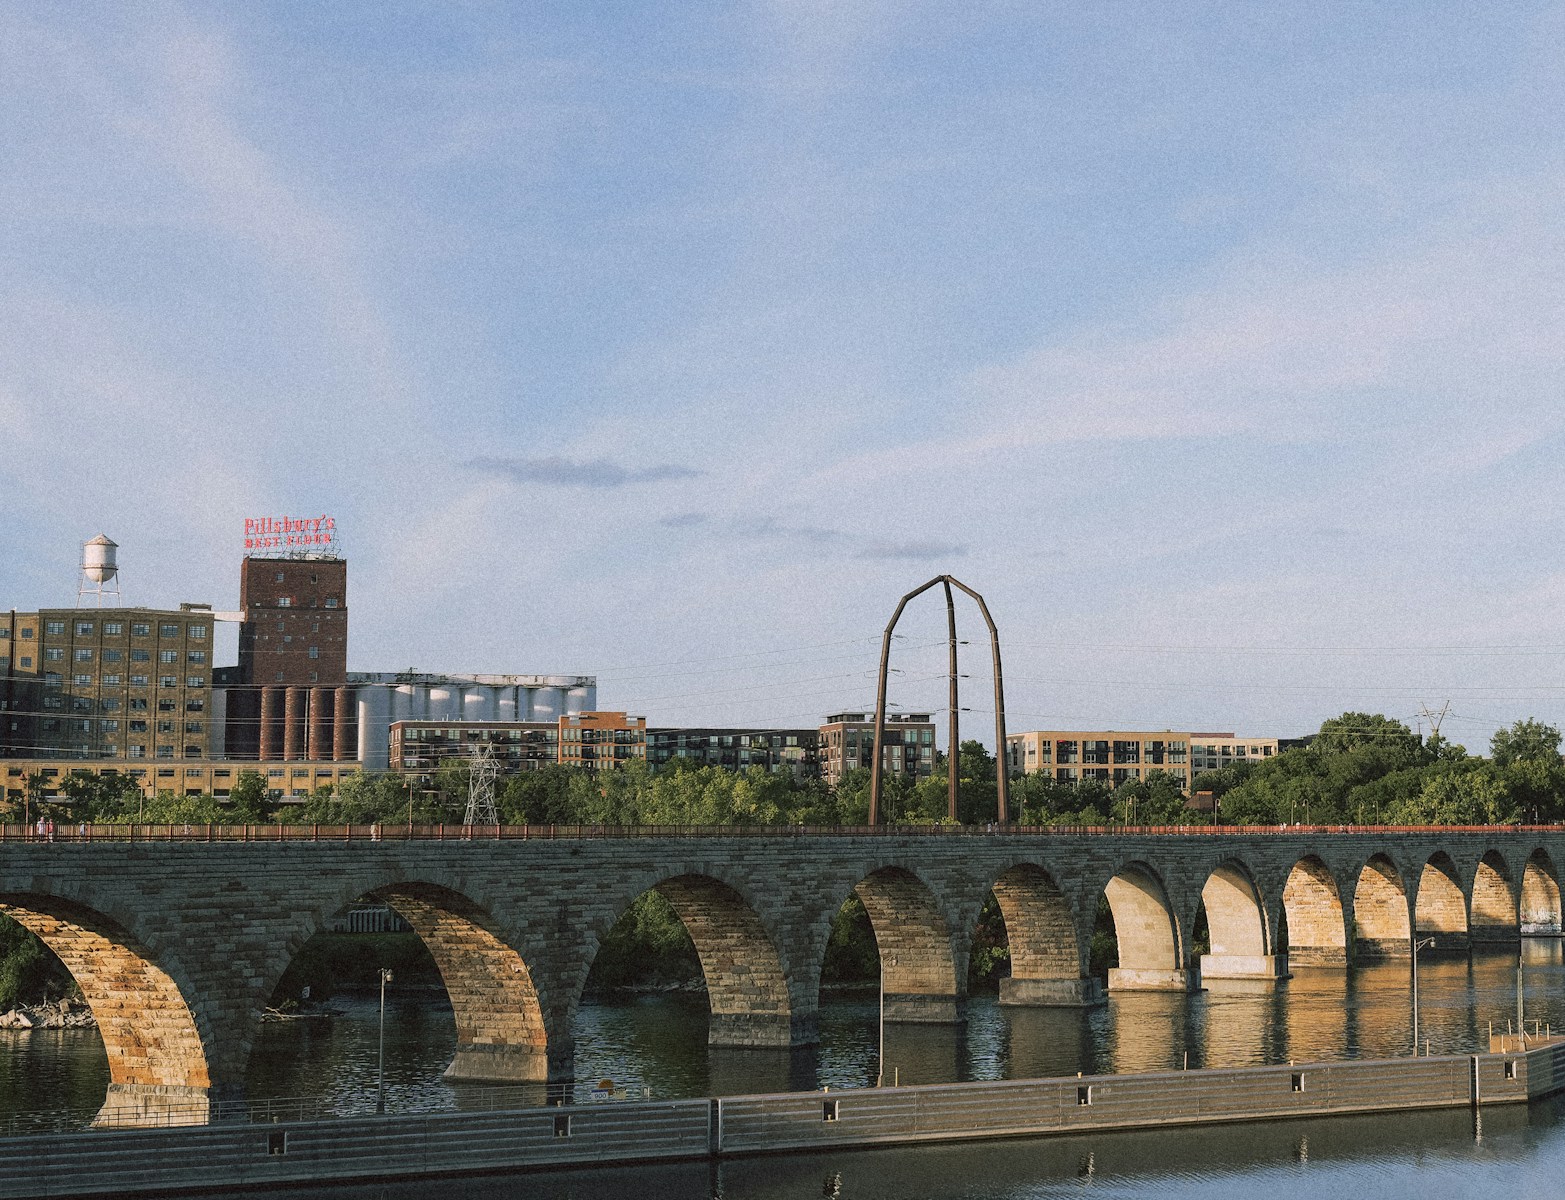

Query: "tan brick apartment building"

xmin=1005 ymin=729 xmax=1281 ymax=789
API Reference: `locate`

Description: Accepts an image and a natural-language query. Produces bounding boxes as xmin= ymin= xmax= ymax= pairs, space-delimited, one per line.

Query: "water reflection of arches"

xmin=1521 ymin=850 xmax=1562 ymax=935
xmin=0 ymin=893 xmax=213 ymax=1126
xmin=1281 ymin=856 xmax=1347 ymax=967
xmin=1470 ymin=851 xmax=1519 ymax=946
xmin=853 ymin=866 xmax=961 ymax=1021
xmin=1414 ymin=853 xmax=1469 ymax=951
xmin=365 ymin=882 xmax=551 ymax=1082
xmin=1102 ymin=863 xmax=1189 ymax=991
xmin=989 ymin=863 xmax=1099 ymax=1006
xmin=650 ymin=874 xmax=795 ymax=1047
xmin=1198 ymin=860 xmax=1285 ymax=983
xmin=1352 ymin=855 xmax=1411 ymax=960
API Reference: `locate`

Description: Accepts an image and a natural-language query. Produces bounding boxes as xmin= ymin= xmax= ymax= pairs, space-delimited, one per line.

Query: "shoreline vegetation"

xmin=4 ymin=712 xmax=1563 ymax=1017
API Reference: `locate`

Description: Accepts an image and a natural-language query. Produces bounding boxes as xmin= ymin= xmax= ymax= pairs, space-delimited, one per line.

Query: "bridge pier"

xmin=998 ymin=977 xmax=1105 ymax=1006
xmin=1287 ymin=944 xmax=1349 ymax=968
xmin=1199 ymin=953 xmax=1290 ymax=984
xmin=93 ymin=1083 xmax=229 ymax=1128
xmin=1107 ymin=968 xmax=1197 ymax=992
xmin=883 ymin=992 xmax=965 ymax=1022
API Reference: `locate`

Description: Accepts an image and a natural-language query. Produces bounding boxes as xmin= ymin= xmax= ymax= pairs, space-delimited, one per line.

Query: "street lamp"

xmin=1411 ymin=936 xmax=1436 ymax=1055
xmin=878 ymin=953 xmax=897 ymax=1086
xmin=376 ymin=968 xmax=394 ymax=1114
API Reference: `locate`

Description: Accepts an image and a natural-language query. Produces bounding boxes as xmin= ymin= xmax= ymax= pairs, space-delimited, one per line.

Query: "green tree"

xmin=60 ymin=773 xmax=144 ymax=822
xmin=227 ymin=771 xmax=273 ymax=823
xmin=1386 ymin=765 xmax=1519 ymax=826
xmin=1491 ymin=719 xmax=1563 ymax=767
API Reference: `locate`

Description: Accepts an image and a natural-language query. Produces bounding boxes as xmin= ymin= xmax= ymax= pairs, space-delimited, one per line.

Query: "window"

xmin=20 ymin=628 xmax=33 ymax=639
xmin=156 ymin=767 xmax=174 ymax=777
xmin=131 ymin=623 xmax=150 ymax=637
xmin=187 ymin=650 xmax=206 ymax=664
xmin=102 ymin=744 xmax=118 ymax=756
xmin=43 ymin=648 xmax=63 ymax=661
xmin=185 ymin=721 xmax=203 ymax=733
xmin=104 ymin=622 xmax=122 ymax=636
xmin=274 ymin=571 xmax=285 ymax=582
xmin=45 ymin=621 xmax=64 ymax=635
xmin=129 ymin=699 xmax=147 ymax=711
xmin=1291 ymin=1073 xmax=1304 ymax=1093
xmin=325 ymin=598 xmax=339 ymax=609
xmin=43 ymin=672 xmax=62 ymax=688
xmin=73 ymin=674 xmax=91 ymax=687
xmin=158 ymin=699 xmax=176 ymax=712
xmin=159 ymin=650 xmax=178 ymax=663
xmin=102 ymin=675 xmax=121 ymax=687
xmin=189 ymin=625 xmax=207 ymax=640
xmin=186 ymin=676 xmax=205 ymax=689
xmin=158 ymin=721 xmax=174 ymax=734
xmin=131 ymin=649 xmax=149 ymax=662
xmin=104 ymin=649 xmax=122 ymax=662
xmin=75 ymin=621 xmax=93 ymax=636
xmin=184 ymin=745 xmax=201 ymax=758
xmin=17 ymin=657 xmax=30 ymax=668
xmin=277 ymin=597 xmax=291 ymax=608
xmin=1077 ymin=1086 xmax=1092 ymax=1105
xmin=102 ymin=698 xmax=120 ymax=711
xmin=823 ymin=1100 xmax=840 ymax=1122
xmin=156 ymin=746 xmax=173 ymax=758
xmin=160 ymin=676 xmax=177 ymax=688
xmin=185 ymin=767 xmax=203 ymax=777
xmin=129 ymin=745 xmax=145 ymax=759
xmin=129 ymin=721 xmax=148 ymax=733
xmin=103 ymin=720 xmax=119 ymax=732
xmin=159 ymin=624 xmax=178 ymax=638
xmin=131 ymin=674 xmax=149 ymax=687
xmin=308 ymin=646 xmax=319 ymax=659
xmin=186 ymin=698 xmax=205 ymax=712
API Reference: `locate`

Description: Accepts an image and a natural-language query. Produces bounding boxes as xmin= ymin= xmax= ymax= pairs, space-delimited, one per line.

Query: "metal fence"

xmin=1 ymin=821 xmax=1557 ymax=844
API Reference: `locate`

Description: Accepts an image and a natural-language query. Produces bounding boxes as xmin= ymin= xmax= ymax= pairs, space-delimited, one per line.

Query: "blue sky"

xmin=4 ymin=1 xmax=1565 ymax=748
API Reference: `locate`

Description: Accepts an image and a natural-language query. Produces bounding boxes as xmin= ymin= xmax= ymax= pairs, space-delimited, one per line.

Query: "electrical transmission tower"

xmin=1417 ymin=701 xmax=1452 ymax=742
xmin=463 ymin=741 xmax=500 ymax=827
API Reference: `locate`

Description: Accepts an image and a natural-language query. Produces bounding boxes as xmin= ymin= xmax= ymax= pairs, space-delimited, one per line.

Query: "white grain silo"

xmin=77 ymin=534 xmax=121 ymax=606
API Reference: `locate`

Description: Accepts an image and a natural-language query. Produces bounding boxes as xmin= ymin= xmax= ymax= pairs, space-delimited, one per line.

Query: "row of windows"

xmin=43 ymin=672 xmax=204 ymax=689
xmin=39 ymin=718 xmax=203 ymax=733
xmin=35 ymin=620 xmax=207 ymax=640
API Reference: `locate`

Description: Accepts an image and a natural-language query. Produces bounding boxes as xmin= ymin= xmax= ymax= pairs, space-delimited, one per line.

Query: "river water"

xmin=4 ymin=943 xmax=1565 ymax=1195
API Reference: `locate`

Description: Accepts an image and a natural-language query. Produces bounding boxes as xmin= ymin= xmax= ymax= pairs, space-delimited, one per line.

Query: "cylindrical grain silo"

xmin=333 ymin=686 xmax=354 ymax=761
xmin=258 ymin=687 xmax=280 ymax=760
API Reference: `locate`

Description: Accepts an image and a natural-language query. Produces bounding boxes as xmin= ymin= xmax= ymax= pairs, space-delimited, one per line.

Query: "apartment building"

xmin=1005 ymin=729 xmax=1280 ymax=789
xmin=818 ymin=712 xmax=937 ymax=787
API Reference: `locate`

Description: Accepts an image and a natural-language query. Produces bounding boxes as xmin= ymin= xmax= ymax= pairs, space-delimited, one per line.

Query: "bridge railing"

xmin=0 ymin=821 xmax=1558 ymax=843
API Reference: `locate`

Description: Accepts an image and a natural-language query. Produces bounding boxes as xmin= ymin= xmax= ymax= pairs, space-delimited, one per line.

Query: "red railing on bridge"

xmin=0 ymin=821 xmax=1557 ymax=844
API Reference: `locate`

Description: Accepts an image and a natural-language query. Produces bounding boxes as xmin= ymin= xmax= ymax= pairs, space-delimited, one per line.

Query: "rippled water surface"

xmin=5 ymin=942 xmax=1565 ymax=1133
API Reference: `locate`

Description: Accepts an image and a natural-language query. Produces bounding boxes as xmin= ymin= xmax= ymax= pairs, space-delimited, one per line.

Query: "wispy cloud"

xmin=857 ymin=540 xmax=966 ymax=561
xmin=466 ymin=455 xmax=702 ymax=489
xmin=657 ymin=511 xmax=708 ymax=527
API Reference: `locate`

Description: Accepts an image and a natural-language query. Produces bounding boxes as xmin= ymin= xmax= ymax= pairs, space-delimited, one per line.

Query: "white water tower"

xmin=77 ymin=534 xmax=121 ymax=607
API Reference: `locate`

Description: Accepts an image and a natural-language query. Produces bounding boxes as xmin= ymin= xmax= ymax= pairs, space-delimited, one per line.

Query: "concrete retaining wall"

xmin=7 ymin=1042 xmax=1565 ymax=1199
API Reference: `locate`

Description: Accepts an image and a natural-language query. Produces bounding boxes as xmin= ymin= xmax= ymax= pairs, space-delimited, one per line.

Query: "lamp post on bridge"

xmin=376 ymin=967 xmax=394 ymax=1114
xmin=878 ymin=953 xmax=897 ymax=1087
xmin=1411 ymin=936 xmax=1435 ymax=1055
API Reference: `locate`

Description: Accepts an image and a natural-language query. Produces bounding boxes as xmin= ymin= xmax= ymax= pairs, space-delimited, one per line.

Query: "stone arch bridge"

xmin=2 ymin=826 xmax=1561 ymax=1125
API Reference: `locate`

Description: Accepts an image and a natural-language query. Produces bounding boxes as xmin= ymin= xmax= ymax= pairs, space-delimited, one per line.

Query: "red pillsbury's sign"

xmin=244 ymin=515 xmax=337 ymax=552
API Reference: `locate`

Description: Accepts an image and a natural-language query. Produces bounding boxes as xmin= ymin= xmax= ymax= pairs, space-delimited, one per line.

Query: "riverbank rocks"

xmin=0 ymin=1001 xmax=96 ymax=1030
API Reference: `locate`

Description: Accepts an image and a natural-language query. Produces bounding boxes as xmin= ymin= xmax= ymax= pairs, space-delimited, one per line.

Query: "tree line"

xmin=5 ymin=713 xmax=1564 ymax=1011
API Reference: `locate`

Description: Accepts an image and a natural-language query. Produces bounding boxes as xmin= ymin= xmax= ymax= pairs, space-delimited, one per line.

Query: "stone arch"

xmin=1353 ymin=854 xmax=1411 ymax=959
xmin=0 ymin=893 xmax=214 ymax=1127
xmin=853 ymin=866 xmax=962 ymax=1021
xmin=1102 ymin=862 xmax=1187 ymax=991
xmin=1282 ymin=855 xmax=1347 ymax=967
xmin=1521 ymin=849 xmax=1562 ymax=935
xmin=1470 ymin=850 xmax=1519 ymax=946
xmin=988 ymin=863 xmax=1096 ymax=1006
xmin=365 ymin=882 xmax=552 ymax=1082
xmin=1414 ymin=853 xmax=1469 ymax=951
xmin=649 ymin=873 xmax=796 ymax=1047
xmin=1199 ymin=860 xmax=1284 ymax=982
